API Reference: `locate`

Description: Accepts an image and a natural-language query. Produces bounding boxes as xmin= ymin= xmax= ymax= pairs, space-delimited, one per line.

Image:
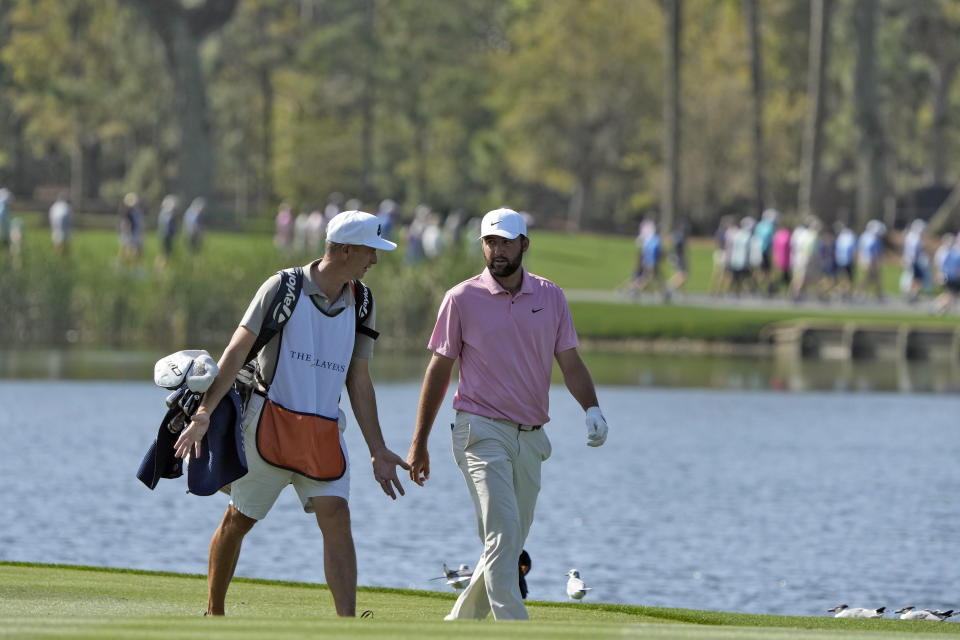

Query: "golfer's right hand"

xmin=175 ymin=409 xmax=210 ymax=460
xmin=406 ymin=444 xmax=430 ymax=486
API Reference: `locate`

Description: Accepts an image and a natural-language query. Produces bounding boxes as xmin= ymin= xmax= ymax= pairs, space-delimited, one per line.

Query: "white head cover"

xmin=154 ymin=350 xmax=214 ymax=390
xmin=185 ymin=353 xmax=218 ymax=392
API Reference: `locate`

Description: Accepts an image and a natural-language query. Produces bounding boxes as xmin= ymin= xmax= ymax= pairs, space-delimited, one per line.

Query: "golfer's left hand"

xmin=585 ymin=406 xmax=608 ymax=447
xmin=371 ymin=447 xmax=410 ymax=500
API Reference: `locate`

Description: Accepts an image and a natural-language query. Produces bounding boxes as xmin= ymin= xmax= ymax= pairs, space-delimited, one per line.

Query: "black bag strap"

xmin=244 ymin=269 xmax=379 ymax=370
xmin=352 ymin=279 xmax=379 ymax=340
xmin=244 ymin=267 xmax=303 ymax=365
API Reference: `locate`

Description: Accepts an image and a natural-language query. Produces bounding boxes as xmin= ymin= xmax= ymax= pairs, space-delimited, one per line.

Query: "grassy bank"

xmin=0 ymin=225 xmax=954 ymax=350
xmin=2 ymin=562 xmax=957 ymax=639
xmin=567 ymin=302 xmax=960 ymax=343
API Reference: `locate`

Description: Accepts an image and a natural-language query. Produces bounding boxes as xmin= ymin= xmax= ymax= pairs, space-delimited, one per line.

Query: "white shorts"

xmin=229 ymin=393 xmax=350 ymax=520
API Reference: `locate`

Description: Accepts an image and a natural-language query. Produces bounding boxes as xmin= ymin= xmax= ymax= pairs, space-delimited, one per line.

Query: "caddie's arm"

xmin=174 ymin=326 xmax=256 ymax=460
xmin=406 ymin=352 xmax=455 ymax=486
xmin=345 ymin=356 xmax=410 ymax=500
xmin=556 ymin=347 xmax=608 ymax=447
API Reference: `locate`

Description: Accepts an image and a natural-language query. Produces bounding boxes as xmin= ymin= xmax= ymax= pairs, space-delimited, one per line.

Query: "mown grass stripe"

xmin=3 ymin=561 xmax=960 ymax=638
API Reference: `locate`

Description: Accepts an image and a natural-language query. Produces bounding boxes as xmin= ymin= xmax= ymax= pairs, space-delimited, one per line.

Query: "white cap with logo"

xmin=479 ymin=207 xmax=527 ymax=240
xmin=326 ymin=210 xmax=397 ymax=250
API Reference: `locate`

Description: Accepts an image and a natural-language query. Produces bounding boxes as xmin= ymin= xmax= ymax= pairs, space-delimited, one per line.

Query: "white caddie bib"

xmin=256 ymin=289 xmax=355 ymax=480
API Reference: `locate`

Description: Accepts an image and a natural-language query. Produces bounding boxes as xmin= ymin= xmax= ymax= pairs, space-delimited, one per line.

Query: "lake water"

xmin=6 ymin=347 xmax=960 ymax=392
xmin=2 ymin=377 xmax=959 ymax=617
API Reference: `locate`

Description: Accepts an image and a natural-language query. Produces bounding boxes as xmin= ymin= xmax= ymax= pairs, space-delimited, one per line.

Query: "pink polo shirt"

xmin=429 ymin=267 xmax=579 ymax=426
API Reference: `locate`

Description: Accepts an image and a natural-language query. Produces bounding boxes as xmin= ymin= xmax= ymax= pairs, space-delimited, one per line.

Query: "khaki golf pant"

xmin=446 ymin=411 xmax=551 ymax=621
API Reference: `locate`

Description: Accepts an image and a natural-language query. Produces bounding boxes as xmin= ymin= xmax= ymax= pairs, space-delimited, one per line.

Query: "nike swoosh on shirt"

xmin=532 ymin=308 xmax=544 ymax=313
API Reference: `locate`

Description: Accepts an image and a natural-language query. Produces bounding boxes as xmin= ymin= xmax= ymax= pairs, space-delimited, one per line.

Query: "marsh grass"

xmin=0 ymin=226 xmax=940 ymax=349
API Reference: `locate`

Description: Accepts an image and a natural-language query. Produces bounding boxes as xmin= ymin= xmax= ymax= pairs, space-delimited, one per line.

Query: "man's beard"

xmin=487 ymin=254 xmax=522 ymax=277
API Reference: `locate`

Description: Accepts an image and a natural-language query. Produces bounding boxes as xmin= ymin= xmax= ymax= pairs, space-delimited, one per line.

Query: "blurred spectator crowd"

xmin=628 ymin=209 xmax=960 ymax=314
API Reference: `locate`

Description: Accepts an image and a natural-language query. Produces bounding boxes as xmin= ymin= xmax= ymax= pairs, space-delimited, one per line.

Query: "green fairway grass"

xmin=2 ymin=562 xmax=959 ymax=639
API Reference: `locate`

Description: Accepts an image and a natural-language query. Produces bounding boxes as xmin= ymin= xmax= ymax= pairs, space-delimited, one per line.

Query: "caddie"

xmin=174 ymin=210 xmax=409 ymax=617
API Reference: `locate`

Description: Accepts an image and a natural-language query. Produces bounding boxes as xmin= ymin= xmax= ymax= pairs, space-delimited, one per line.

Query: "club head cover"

xmin=154 ymin=349 xmax=207 ymax=389
xmin=186 ymin=353 xmax=218 ymax=392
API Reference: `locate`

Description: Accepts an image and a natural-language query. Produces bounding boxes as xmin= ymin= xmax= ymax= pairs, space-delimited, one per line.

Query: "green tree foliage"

xmin=3 ymin=0 xmax=960 ymax=233
xmin=490 ymin=0 xmax=661 ymax=229
xmin=2 ymin=0 xmax=170 ymax=203
xmin=207 ymin=0 xmax=302 ymax=216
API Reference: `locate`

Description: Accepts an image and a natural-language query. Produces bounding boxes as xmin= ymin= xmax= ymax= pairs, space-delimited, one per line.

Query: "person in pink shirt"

xmin=771 ymin=226 xmax=792 ymax=294
xmin=406 ymin=208 xmax=609 ymax=621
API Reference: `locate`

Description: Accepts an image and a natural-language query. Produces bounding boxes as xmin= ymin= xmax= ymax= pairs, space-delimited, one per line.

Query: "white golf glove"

xmin=585 ymin=406 xmax=608 ymax=447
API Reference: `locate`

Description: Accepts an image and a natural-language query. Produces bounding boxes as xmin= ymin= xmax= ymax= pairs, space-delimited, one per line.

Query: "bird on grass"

xmin=894 ymin=606 xmax=955 ymax=621
xmin=566 ymin=569 xmax=592 ymax=600
xmin=431 ymin=563 xmax=472 ymax=590
xmin=828 ymin=604 xmax=885 ymax=618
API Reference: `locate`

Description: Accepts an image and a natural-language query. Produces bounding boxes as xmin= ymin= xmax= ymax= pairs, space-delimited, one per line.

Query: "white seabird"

xmin=566 ymin=569 xmax=592 ymax=600
xmin=431 ymin=563 xmax=472 ymax=590
xmin=894 ymin=606 xmax=955 ymax=621
xmin=828 ymin=604 xmax=885 ymax=618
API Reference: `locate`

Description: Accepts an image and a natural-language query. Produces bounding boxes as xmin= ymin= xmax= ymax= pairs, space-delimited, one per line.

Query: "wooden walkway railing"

xmin=768 ymin=322 xmax=960 ymax=361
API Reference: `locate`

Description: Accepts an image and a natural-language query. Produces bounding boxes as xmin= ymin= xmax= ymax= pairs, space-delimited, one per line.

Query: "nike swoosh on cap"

xmin=532 ymin=308 xmax=544 ymax=313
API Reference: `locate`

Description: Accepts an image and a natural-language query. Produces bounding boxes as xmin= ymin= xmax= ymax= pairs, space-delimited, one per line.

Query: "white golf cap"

xmin=479 ymin=208 xmax=526 ymax=239
xmin=326 ymin=210 xmax=397 ymax=250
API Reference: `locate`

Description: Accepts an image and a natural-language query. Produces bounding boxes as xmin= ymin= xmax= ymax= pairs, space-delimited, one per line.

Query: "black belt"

xmin=451 ymin=412 xmax=542 ymax=432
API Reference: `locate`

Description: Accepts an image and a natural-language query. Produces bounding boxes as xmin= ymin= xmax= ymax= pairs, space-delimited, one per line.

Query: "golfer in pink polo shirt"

xmin=406 ymin=207 xmax=609 ymax=621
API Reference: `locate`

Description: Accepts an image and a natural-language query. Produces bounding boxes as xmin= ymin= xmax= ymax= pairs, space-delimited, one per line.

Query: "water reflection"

xmin=579 ymin=351 xmax=960 ymax=393
xmin=1 ymin=348 xmax=959 ymax=392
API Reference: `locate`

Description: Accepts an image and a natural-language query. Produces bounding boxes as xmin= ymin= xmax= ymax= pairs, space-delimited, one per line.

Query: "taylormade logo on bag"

xmin=273 ymin=271 xmax=298 ymax=323
xmin=357 ymin=284 xmax=371 ymax=320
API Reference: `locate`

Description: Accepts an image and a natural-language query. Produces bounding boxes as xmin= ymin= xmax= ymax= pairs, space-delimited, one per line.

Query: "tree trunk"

xmin=82 ymin=139 xmax=101 ymax=200
xmin=169 ymin=20 xmax=213 ymax=204
xmin=567 ymin=175 xmax=595 ymax=233
xmin=662 ymin=0 xmax=682 ymax=235
xmin=360 ymin=0 xmax=377 ymax=202
xmin=69 ymin=145 xmax=83 ymax=208
xmin=126 ymin=0 xmax=237 ymax=204
xmin=798 ymin=0 xmax=831 ymax=219
xmin=744 ymin=0 xmax=765 ymax=216
xmin=259 ymin=66 xmax=274 ymax=209
xmin=12 ymin=117 xmax=29 ymax=197
xmin=853 ymin=0 xmax=884 ymax=230
xmin=927 ymin=182 xmax=960 ymax=236
xmin=930 ymin=62 xmax=957 ymax=186
xmin=409 ymin=77 xmax=428 ymax=205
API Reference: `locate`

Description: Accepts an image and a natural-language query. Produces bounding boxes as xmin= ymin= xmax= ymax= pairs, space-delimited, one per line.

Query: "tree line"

xmin=1 ymin=0 xmax=959 ymax=234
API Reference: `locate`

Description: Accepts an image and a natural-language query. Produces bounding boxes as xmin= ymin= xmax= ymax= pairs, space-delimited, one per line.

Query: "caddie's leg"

xmin=311 ymin=496 xmax=356 ymax=617
xmin=207 ymin=505 xmax=256 ymax=615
